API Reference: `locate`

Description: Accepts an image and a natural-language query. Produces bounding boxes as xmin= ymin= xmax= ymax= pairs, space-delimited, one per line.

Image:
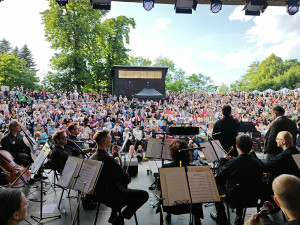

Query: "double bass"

xmin=0 ymin=150 xmax=31 ymax=187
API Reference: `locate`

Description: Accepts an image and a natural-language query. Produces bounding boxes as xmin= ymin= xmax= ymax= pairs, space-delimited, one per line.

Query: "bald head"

xmin=277 ymin=131 xmax=293 ymax=148
xmin=273 ymin=174 xmax=300 ymax=216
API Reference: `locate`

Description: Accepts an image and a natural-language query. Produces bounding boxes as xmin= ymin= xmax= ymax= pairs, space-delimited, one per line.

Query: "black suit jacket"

xmin=213 ymin=116 xmax=240 ymax=152
xmin=251 ymin=146 xmax=300 ymax=180
xmin=216 ymin=154 xmax=264 ymax=206
xmin=284 ymin=220 xmax=300 ymax=225
xmin=264 ymin=116 xmax=297 ymax=155
xmin=90 ymin=149 xmax=130 ymax=204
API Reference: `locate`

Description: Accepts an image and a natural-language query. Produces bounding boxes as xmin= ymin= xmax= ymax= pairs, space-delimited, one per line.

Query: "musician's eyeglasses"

xmin=22 ymin=200 xmax=30 ymax=207
xmin=60 ymin=136 xmax=67 ymax=140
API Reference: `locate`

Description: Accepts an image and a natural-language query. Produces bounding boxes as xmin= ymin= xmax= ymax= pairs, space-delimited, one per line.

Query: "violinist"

xmin=210 ymin=135 xmax=264 ymax=225
xmin=51 ymin=130 xmax=92 ymax=174
xmin=67 ymin=122 xmax=84 ymax=149
xmin=1 ymin=120 xmax=32 ymax=167
xmin=245 ymin=174 xmax=300 ymax=225
xmin=90 ymin=129 xmax=148 ymax=225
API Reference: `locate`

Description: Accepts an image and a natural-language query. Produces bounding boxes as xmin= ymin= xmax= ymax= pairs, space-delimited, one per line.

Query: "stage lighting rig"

xmin=56 ymin=0 xmax=68 ymax=6
xmin=286 ymin=0 xmax=299 ymax=15
xmin=210 ymin=0 xmax=222 ymax=13
xmin=243 ymin=0 xmax=268 ymax=16
xmin=175 ymin=0 xmax=197 ymax=14
xmin=90 ymin=0 xmax=111 ymax=10
xmin=143 ymin=0 xmax=154 ymax=11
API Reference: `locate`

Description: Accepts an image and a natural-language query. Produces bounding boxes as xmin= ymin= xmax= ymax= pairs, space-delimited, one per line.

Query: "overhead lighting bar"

xmin=143 ymin=0 xmax=154 ymax=11
xmin=56 ymin=0 xmax=68 ymax=6
xmin=243 ymin=0 xmax=268 ymax=16
xmin=210 ymin=0 xmax=222 ymax=13
xmin=90 ymin=0 xmax=111 ymax=10
xmin=286 ymin=0 xmax=299 ymax=15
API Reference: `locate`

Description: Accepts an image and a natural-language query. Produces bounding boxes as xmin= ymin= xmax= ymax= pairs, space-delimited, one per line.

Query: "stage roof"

xmin=112 ymin=0 xmax=295 ymax=6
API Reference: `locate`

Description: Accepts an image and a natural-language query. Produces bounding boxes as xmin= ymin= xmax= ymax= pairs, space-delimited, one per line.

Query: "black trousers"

xmin=99 ymin=187 xmax=149 ymax=220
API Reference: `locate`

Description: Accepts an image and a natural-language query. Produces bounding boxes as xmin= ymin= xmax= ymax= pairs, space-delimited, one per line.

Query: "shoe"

xmin=82 ymin=197 xmax=97 ymax=210
xmin=112 ymin=216 xmax=124 ymax=225
xmin=234 ymin=217 xmax=243 ymax=225
xmin=28 ymin=178 xmax=37 ymax=185
xmin=210 ymin=212 xmax=228 ymax=225
xmin=108 ymin=210 xmax=118 ymax=224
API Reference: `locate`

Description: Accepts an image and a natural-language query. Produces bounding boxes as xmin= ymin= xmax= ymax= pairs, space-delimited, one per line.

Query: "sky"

xmin=0 ymin=0 xmax=300 ymax=86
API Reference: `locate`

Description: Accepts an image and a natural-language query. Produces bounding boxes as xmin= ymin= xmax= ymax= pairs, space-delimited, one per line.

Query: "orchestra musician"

xmin=264 ymin=105 xmax=297 ymax=160
xmin=210 ymin=135 xmax=264 ymax=225
xmin=0 ymin=189 xmax=28 ymax=225
xmin=50 ymin=130 xmax=92 ymax=174
xmin=251 ymin=131 xmax=300 ymax=182
xmin=212 ymin=105 xmax=240 ymax=156
xmin=157 ymin=139 xmax=203 ymax=225
xmin=67 ymin=122 xmax=84 ymax=149
xmin=1 ymin=120 xmax=33 ymax=167
xmin=90 ymin=129 xmax=149 ymax=225
xmin=245 ymin=174 xmax=300 ymax=225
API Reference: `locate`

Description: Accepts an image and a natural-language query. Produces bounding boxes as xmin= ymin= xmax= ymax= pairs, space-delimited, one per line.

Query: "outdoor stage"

xmin=19 ymin=154 xmax=285 ymax=225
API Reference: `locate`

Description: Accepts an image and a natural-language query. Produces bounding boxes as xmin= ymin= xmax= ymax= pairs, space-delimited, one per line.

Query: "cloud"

xmin=152 ymin=18 xmax=170 ymax=31
xmin=229 ymin=6 xmax=253 ymax=22
xmin=198 ymin=51 xmax=223 ymax=61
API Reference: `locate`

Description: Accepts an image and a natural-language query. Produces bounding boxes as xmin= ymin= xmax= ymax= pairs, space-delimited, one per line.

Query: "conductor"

xmin=90 ymin=129 xmax=149 ymax=225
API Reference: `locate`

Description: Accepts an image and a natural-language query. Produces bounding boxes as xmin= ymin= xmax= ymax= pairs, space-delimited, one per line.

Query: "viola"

xmin=0 ymin=150 xmax=31 ymax=187
xmin=20 ymin=129 xmax=40 ymax=160
xmin=255 ymin=201 xmax=275 ymax=222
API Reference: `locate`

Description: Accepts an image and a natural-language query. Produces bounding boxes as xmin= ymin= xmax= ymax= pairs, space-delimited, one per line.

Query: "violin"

xmin=254 ymin=201 xmax=275 ymax=222
xmin=0 ymin=150 xmax=31 ymax=187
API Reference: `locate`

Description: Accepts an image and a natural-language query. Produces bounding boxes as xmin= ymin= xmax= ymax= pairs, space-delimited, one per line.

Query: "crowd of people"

xmin=0 ymin=86 xmax=300 ymax=225
xmin=0 ymin=87 xmax=299 ymax=150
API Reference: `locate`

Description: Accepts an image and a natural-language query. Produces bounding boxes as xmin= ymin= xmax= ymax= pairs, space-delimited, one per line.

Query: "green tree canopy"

xmin=41 ymin=0 xmax=135 ymax=92
xmin=0 ymin=38 xmax=12 ymax=55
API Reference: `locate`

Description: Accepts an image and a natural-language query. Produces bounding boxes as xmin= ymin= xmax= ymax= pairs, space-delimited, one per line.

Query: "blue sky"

xmin=0 ymin=0 xmax=300 ymax=86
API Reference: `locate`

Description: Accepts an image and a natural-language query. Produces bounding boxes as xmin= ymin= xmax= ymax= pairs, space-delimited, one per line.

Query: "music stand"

xmin=30 ymin=146 xmax=61 ymax=224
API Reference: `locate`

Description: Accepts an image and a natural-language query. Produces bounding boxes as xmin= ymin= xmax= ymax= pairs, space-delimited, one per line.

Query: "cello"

xmin=0 ymin=150 xmax=31 ymax=187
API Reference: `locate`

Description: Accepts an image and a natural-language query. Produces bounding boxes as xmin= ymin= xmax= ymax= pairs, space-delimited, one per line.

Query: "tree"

xmin=0 ymin=38 xmax=12 ymax=55
xmin=41 ymin=0 xmax=135 ymax=92
xmin=12 ymin=47 xmax=20 ymax=58
xmin=0 ymin=52 xmax=39 ymax=88
xmin=153 ymin=56 xmax=176 ymax=88
xmin=128 ymin=56 xmax=152 ymax=66
xmin=19 ymin=44 xmax=37 ymax=72
xmin=186 ymin=73 xmax=217 ymax=93
xmin=218 ymin=83 xmax=230 ymax=93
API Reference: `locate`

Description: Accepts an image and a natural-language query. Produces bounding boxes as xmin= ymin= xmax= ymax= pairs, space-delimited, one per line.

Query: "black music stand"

xmin=30 ymin=147 xmax=61 ymax=224
xmin=31 ymin=161 xmax=61 ymax=224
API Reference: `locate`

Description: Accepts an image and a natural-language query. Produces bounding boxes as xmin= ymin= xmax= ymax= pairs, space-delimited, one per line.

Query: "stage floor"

xmin=19 ymin=156 xmax=285 ymax=225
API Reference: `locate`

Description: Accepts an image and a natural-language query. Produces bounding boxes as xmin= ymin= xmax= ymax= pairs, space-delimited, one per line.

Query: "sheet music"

xmin=187 ymin=171 xmax=219 ymax=203
xmin=145 ymin=138 xmax=164 ymax=159
xmin=293 ymin=154 xmax=300 ymax=170
xmin=73 ymin=162 xmax=97 ymax=193
xmin=57 ymin=160 xmax=78 ymax=188
xmin=31 ymin=143 xmax=51 ymax=173
xmin=165 ymin=172 xmax=190 ymax=206
xmin=201 ymin=141 xmax=225 ymax=162
xmin=68 ymin=157 xmax=84 ymax=188
xmin=162 ymin=139 xmax=173 ymax=160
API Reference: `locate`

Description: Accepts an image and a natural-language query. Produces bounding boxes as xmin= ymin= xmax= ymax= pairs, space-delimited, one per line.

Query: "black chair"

xmin=93 ymin=185 xmax=139 ymax=225
xmin=222 ymin=183 xmax=261 ymax=225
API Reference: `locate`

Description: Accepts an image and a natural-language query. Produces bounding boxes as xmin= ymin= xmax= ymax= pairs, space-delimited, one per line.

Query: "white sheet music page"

xmin=145 ymin=138 xmax=163 ymax=159
xmin=187 ymin=171 xmax=219 ymax=203
xmin=165 ymin=172 xmax=190 ymax=206
xmin=57 ymin=160 xmax=78 ymax=188
xmin=292 ymin=154 xmax=300 ymax=170
xmin=73 ymin=162 xmax=97 ymax=193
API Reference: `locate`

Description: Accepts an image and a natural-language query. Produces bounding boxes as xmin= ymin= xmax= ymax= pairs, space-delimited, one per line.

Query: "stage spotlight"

xmin=243 ymin=0 xmax=268 ymax=16
xmin=210 ymin=0 xmax=222 ymax=13
xmin=56 ymin=0 xmax=68 ymax=6
xmin=175 ymin=0 xmax=197 ymax=14
xmin=90 ymin=0 xmax=111 ymax=10
xmin=143 ymin=0 xmax=154 ymax=11
xmin=286 ymin=0 xmax=299 ymax=15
